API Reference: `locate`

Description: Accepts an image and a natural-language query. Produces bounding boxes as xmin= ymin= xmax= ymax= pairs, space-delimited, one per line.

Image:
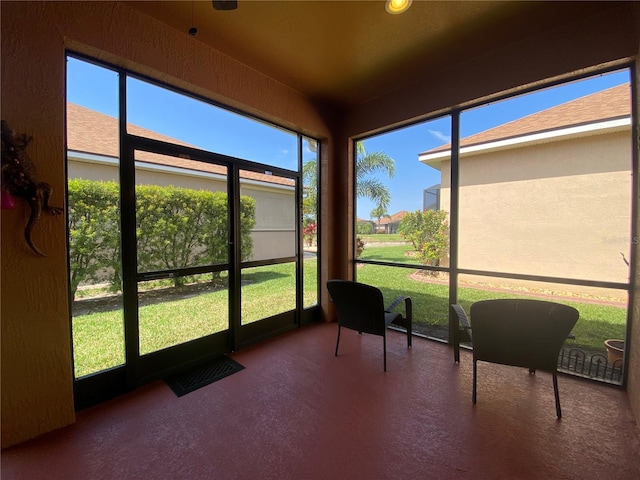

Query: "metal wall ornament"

xmin=1 ymin=120 xmax=63 ymax=256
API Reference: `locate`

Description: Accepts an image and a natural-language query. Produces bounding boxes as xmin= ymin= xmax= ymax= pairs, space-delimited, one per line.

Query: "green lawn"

xmin=72 ymin=246 xmax=626 ymax=378
xmin=358 ymin=233 xmax=405 ymax=243
xmin=72 ymin=259 xmax=318 ymax=378
xmin=357 ymin=246 xmax=627 ymax=354
xmin=359 ymin=244 xmax=422 ymax=264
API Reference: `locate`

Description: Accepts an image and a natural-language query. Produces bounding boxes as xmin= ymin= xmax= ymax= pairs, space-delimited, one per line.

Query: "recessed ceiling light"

xmin=385 ymin=0 xmax=412 ymax=15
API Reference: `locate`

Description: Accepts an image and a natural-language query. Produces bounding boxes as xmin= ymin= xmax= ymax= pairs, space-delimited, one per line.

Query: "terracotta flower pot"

xmin=604 ymin=339 xmax=624 ymax=364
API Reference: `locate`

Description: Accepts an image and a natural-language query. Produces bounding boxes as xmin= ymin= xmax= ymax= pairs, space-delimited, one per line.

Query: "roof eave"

xmin=418 ymin=117 xmax=630 ymax=168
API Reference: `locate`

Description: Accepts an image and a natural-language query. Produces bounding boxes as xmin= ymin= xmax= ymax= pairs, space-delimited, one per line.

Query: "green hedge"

xmin=68 ymin=179 xmax=256 ymax=299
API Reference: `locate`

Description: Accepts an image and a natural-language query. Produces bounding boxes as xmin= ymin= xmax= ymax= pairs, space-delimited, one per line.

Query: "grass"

xmin=72 ymin=310 xmax=126 ymax=375
xmin=72 ymin=246 xmax=627 ymax=378
xmin=359 ymin=244 xmax=423 ymax=265
xmin=358 ymin=233 xmax=405 ymax=243
xmin=241 ymin=264 xmax=296 ymax=324
xmin=138 ymin=286 xmax=229 ymax=354
xmin=358 ymin=264 xmax=626 ymax=348
xmin=357 ymin=247 xmax=627 ymax=353
xmin=72 ymin=259 xmax=319 ymax=378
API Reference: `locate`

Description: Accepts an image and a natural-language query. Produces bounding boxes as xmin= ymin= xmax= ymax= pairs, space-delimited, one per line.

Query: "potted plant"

xmin=604 ymin=339 xmax=624 ymax=364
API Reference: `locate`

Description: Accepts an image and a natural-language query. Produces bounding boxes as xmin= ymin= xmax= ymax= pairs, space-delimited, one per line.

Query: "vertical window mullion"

xmin=448 ymin=111 xmax=460 ymax=344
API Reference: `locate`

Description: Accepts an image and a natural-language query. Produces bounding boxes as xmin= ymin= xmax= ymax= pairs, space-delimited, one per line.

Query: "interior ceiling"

xmin=124 ymin=1 xmax=619 ymax=108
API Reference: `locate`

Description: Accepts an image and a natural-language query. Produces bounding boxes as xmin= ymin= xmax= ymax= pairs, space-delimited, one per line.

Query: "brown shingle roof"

xmin=377 ymin=210 xmax=408 ymax=225
xmin=424 ymin=83 xmax=630 ymax=155
xmin=67 ymin=103 xmax=294 ymax=187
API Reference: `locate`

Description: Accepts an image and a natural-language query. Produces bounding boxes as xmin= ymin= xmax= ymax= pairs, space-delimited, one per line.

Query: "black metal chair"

xmin=327 ymin=280 xmax=412 ymax=372
xmin=469 ymin=299 xmax=579 ymax=418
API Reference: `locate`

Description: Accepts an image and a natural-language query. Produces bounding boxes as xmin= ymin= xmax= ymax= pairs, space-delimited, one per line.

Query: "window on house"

xmin=423 ymin=184 xmax=440 ymax=211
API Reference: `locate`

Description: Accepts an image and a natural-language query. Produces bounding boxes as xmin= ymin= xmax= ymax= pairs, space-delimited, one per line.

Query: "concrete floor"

xmin=2 ymin=322 xmax=639 ymax=479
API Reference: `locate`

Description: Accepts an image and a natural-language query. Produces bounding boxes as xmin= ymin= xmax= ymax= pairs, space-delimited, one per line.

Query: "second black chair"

xmin=327 ymin=279 xmax=412 ymax=372
xmin=470 ymin=299 xmax=579 ymax=418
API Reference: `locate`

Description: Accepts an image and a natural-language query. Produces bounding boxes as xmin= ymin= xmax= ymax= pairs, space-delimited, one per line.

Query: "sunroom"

xmin=1 ymin=2 xmax=639 ymax=477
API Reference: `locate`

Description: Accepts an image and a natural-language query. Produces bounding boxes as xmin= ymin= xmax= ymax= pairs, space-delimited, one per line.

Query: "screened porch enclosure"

xmin=67 ymin=57 xmax=320 ymax=402
xmin=355 ymin=69 xmax=633 ymax=386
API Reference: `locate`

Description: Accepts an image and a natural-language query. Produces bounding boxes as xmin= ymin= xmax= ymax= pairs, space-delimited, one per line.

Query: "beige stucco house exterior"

xmin=419 ymin=84 xmax=632 ymax=297
xmin=67 ymin=103 xmax=296 ymax=262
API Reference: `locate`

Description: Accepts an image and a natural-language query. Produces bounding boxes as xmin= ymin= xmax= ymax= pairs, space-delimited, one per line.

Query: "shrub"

xmin=355 ymin=236 xmax=366 ymax=258
xmin=398 ymin=209 xmax=449 ymax=267
xmin=135 ymin=186 xmax=255 ymax=282
xmin=67 ymin=179 xmax=120 ymax=298
xmin=136 ymin=185 xmax=213 ymax=282
xmin=68 ymin=179 xmax=256 ymax=298
xmin=357 ymin=221 xmax=373 ymax=235
xmin=303 ymin=221 xmax=317 ymax=247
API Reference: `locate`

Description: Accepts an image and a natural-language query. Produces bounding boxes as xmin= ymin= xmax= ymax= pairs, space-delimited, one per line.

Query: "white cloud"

xmin=428 ymin=129 xmax=451 ymax=143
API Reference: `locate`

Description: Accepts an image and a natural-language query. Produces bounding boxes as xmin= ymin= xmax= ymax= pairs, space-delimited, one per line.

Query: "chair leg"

xmin=335 ymin=324 xmax=341 ymax=357
xmin=553 ymin=371 xmax=562 ymax=419
xmin=472 ymin=359 xmax=477 ymax=404
xmin=383 ymin=333 xmax=387 ymax=372
xmin=406 ymin=299 xmax=412 ymax=349
xmin=453 ymin=329 xmax=460 ymax=363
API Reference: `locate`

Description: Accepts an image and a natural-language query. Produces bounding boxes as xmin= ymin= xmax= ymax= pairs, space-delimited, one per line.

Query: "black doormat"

xmin=165 ymin=356 xmax=245 ymax=397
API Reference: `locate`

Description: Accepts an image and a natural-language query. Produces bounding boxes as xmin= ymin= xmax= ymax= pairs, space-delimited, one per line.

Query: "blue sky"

xmin=66 ymin=57 xmax=301 ymax=171
xmin=67 ymin=57 xmax=630 ymax=219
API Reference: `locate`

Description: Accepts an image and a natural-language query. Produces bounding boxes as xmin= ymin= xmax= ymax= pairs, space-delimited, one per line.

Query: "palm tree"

xmin=356 ymin=142 xmax=395 ymax=212
xmin=370 ymin=205 xmax=391 ymax=234
xmin=302 ymin=141 xmax=395 ymax=217
xmin=302 ymin=159 xmax=317 ymax=220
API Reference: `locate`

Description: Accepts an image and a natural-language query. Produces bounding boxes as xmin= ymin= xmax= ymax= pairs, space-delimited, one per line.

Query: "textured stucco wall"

xmin=1 ymin=2 xmax=76 ymax=448
xmin=1 ymin=1 xmax=329 ymax=448
xmin=438 ymin=131 xmax=632 ymax=289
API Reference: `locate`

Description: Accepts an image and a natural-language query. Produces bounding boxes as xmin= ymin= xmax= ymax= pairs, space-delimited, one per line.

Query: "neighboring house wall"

xmin=240 ymin=181 xmax=296 ymax=260
xmin=67 ymin=102 xmax=297 ymax=263
xmin=374 ymin=221 xmax=392 ymax=234
xmin=383 ymin=221 xmax=401 ymax=234
xmin=374 ymin=211 xmax=407 ymax=234
xmin=68 ymin=155 xmax=295 ymax=262
xmin=438 ymin=128 xmax=631 ymax=297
